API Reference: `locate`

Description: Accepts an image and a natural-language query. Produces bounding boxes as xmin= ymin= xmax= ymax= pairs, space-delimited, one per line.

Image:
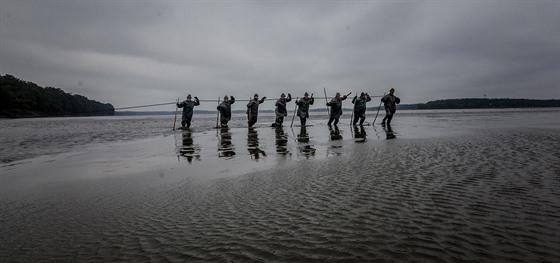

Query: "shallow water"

xmin=1 ymin=108 xmax=559 ymax=262
xmin=1 ymin=108 xmax=558 ymax=164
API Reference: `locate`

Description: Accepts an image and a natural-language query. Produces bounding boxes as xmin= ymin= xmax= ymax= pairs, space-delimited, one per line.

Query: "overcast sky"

xmin=1 ymin=1 xmax=559 ymax=110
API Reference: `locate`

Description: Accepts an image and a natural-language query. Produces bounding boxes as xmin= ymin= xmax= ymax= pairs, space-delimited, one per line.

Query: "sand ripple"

xmin=1 ymin=129 xmax=559 ymax=262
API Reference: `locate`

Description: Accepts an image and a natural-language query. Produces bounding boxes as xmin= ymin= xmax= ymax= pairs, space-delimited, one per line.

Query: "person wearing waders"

xmin=272 ymin=93 xmax=292 ymax=127
xmin=217 ymin=95 xmax=235 ymax=127
xmin=352 ymin=92 xmax=371 ymax=126
xmin=246 ymin=94 xmax=266 ymax=128
xmin=295 ymin=92 xmax=314 ymax=127
xmin=326 ymin=92 xmax=349 ymax=126
xmin=176 ymin=94 xmax=200 ymax=129
xmin=381 ymin=88 xmax=400 ymax=127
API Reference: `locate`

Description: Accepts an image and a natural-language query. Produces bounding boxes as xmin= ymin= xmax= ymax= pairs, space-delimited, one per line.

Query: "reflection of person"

xmin=329 ymin=125 xmax=342 ymax=141
xmin=354 ymin=125 xmax=367 ymax=143
xmin=274 ymin=126 xmax=289 ymax=154
xmin=381 ymin=88 xmax=400 ymax=127
xmin=352 ymin=92 xmax=371 ymax=126
xmin=247 ymin=128 xmax=266 ymax=159
xmin=296 ymin=92 xmax=314 ymax=127
xmin=176 ymin=94 xmax=200 ymax=129
xmin=297 ymin=126 xmax=309 ymax=143
xmin=218 ymin=126 xmax=236 ymax=158
xmin=384 ymin=125 xmax=397 ymax=139
xmin=326 ymin=92 xmax=349 ymax=126
xmin=217 ymin=95 xmax=235 ymax=127
xmin=273 ymin=93 xmax=292 ymax=127
xmin=297 ymin=126 xmax=315 ymax=156
xmin=179 ymin=130 xmax=200 ymax=163
xmin=247 ymin=94 xmax=266 ymax=127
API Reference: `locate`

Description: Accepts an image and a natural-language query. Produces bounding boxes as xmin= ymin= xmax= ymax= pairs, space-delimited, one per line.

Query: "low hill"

xmin=415 ymin=98 xmax=560 ymax=109
xmin=0 ymin=74 xmax=114 ymax=118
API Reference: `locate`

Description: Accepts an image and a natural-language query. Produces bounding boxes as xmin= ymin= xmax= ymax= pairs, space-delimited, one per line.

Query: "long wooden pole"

xmin=216 ymin=97 xmax=220 ymax=128
xmin=290 ymin=97 xmax=298 ymax=128
xmin=323 ymin=87 xmax=330 ymax=117
xmin=247 ymin=97 xmax=252 ymax=126
xmin=373 ymin=92 xmax=386 ymax=125
xmin=173 ymin=97 xmax=179 ymax=130
xmin=344 ymin=92 xmax=352 ymax=125
xmin=350 ymin=92 xmax=355 ymax=126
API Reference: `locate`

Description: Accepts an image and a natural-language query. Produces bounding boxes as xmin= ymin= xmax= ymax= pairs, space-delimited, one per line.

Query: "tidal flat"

xmin=1 ymin=109 xmax=559 ymax=262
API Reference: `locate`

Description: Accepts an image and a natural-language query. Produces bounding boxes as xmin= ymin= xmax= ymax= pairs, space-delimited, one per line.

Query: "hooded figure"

xmin=326 ymin=92 xmax=349 ymax=126
xmin=381 ymin=88 xmax=400 ymax=126
xmin=177 ymin=94 xmax=200 ymax=128
xmin=217 ymin=95 xmax=236 ymax=126
xmin=273 ymin=93 xmax=292 ymax=126
xmin=352 ymin=92 xmax=371 ymax=126
xmin=246 ymin=93 xmax=266 ymax=127
xmin=295 ymin=92 xmax=314 ymax=127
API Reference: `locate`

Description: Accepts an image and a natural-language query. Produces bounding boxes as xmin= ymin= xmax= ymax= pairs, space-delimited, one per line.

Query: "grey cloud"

xmin=1 ymin=1 xmax=558 ymax=110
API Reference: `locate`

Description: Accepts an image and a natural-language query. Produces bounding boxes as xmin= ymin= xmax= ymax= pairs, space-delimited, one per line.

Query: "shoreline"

xmin=2 ymin=107 xmax=560 ymax=165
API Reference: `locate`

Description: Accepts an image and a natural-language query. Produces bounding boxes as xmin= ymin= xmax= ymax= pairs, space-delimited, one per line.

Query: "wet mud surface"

xmin=1 ymin=110 xmax=559 ymax=262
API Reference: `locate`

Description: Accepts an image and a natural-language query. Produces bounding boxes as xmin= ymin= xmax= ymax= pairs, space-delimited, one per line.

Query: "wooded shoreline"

xmin=2 ymin=74 xmax=558 ymax=118
xmin=0 ymin=75 xmax=114 ymax=118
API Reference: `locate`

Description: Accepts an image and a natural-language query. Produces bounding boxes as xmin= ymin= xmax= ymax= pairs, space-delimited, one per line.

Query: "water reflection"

xmin=297 ymin=126 xmax=316 ymax=157
xmin=179 ymin=130 xmax=201 ymax=163
xmin=327 ymin=125 xmax=343 ymax=157
xmin=383 ymin=125 xmax=397 ymax=139
xmin=218 ymin=126 xmax=236 ymax=158
xmin=354 ymin=125 xmax=367 ymax=143
xmin=297 ymin=126 xmax=309 ymax=143
xmin=329 ymin=125 xmax=343 ymax=141
xmin=247 ymin=128 xmax=266 ymax=159
xmin=275 ymin=126 xmax=290 ymax=155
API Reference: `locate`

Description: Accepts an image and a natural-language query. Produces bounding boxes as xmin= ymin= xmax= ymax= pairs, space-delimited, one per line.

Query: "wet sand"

xmin=1 ymin=111 xmax=560 ymax=262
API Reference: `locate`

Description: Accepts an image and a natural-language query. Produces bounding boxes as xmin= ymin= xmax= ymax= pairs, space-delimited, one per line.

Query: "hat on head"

xmin=304 ymin=92 xmax=309 ymax=96
xmin=390 ymin=88 xmax=395 ymax=92
xmin=224 ymin=95 xmax=229 ymax=100
xmin=187 ymin=94 xmax=192 ymax=98
xmin=281 ymin=93 xmax=286 ymax=97
xmin=254 ymin=93 xmax=259 ymax=97
xmin=361 ymin=92 xmax=365 ymax=96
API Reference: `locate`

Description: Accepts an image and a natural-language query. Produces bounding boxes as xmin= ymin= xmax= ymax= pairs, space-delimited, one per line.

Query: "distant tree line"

xmin=415 ymin=98 xmax=560 ymax=109
xmin=0 ymin=74 xmax=114 ymax=118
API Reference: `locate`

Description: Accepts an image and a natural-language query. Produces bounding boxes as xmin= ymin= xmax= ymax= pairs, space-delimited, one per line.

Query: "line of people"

xmin=182 ymin=121 xmax=396 ymax=163
xmin=176 ymin=89 xmax=400 ymax=129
